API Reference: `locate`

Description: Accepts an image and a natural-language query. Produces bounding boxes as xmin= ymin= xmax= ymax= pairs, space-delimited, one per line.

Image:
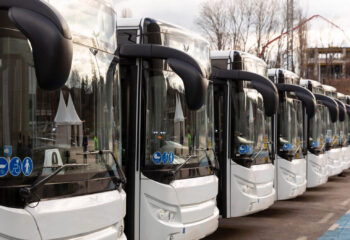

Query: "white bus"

xmin=336 ymin=93 xmax=350 ymax=169
xmin=117 ymin=18 xmax=219 ymax=240
xmin=268 ymin=69 xmax=316 ymax=200
xmin=322 ymin=84 xmax=345 ymax=176
xmin=0 ymin=0 xmax=126 ymax=239
xmin=300 ymin=79 xmax=337 ymax=187
xmin=211 ymin=51 xmax=278 ymax=217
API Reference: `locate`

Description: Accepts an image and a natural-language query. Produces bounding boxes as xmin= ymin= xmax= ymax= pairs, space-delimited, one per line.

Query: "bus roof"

xmin=268 ymin=68 xmax=299 ymax=85
xmin=300 ymin=79 xmax=322 ymax=88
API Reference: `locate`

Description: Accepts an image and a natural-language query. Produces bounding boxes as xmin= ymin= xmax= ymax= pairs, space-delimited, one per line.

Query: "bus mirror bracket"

xmin=119 ymin=43 xmax=207 ymax=110
xmin=1 ymin=0 xmax=73 ymax=90
xmin=314 ymin=94 xmax=338 ymax=122
xmin=210 ymin=69 xmax=279 ymax=117
xmin=276 ymin=83 xmax=316 ymax=118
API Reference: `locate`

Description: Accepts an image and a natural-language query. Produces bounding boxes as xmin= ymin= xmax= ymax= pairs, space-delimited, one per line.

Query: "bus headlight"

xmin=158 ymin=209 xmax=176 ymax=222
xmin=241 ymin=184 xmax=255 ymax=195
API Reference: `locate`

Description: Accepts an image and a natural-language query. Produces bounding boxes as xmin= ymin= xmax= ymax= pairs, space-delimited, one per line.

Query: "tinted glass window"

xmin=0 ymin=11 xmax=122 ymax=207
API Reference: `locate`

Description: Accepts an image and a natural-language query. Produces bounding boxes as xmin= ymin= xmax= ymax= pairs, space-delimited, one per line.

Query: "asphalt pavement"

xmin=204 ymin=170 xmax=350 ymax=240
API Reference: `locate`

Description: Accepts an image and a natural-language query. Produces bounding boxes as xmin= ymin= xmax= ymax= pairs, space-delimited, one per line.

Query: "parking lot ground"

xmin=204 ymin=169 xmax=350 ymax=240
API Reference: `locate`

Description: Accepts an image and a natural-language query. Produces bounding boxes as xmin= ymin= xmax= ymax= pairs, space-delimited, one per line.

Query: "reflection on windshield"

xmin=0 ymin=22 xmax=122 ymax=198
xmin=50 ymin=0 xmax=117 ymax=54
xmin=233 ymin=88 xmax=270 ymax=164
xmin=278 ymin=98 xmax=303 ymax=159
xmin=144 ymin=70 xmax=214 ymax=169
xmin=309 ymin=104 xmax=325 ymax=152
xmin=143 ymin=24 xmax=211 ymax=78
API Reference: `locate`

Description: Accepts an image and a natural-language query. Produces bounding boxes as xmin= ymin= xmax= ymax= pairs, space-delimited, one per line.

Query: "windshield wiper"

xmin=196 ymin=147 xmax=219 ymax=172
xmin=19 ymin=163 xmax=88 ymax=203
xmin=252 ymin=146 xmax=266 ymax=161
xmin=170 ymin=155 xmax=198 ymax=178
xmin=19 ymin=150 xmax=126 ymax=204
xmin=76 ymin=150 xmax=126 ymax=185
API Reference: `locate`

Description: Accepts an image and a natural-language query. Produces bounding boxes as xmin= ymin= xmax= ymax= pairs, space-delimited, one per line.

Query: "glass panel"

xmin=144 ymin=69 xmax=214 ymax=169
xmin=142 ymin=22 xmax=211 ymax=78
xmin=50 ymin=0 xmax=117 ymax=53
xmin=0 ymin=21 xmax=122 ymax=198
xmin=278 ymin=98 xmax=301 ymax=158
xmin=232 ymin=88 xmax=270 ymax=165
xmin=295 ymin=100 xmax=304 ymax=158
xmin=309 ymin=104 xmax=325 ymax=151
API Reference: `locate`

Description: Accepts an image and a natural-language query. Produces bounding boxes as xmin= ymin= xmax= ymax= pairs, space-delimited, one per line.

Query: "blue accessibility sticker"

xmin=152 ymin=152 xmax=162 ymax=164
xmin=0 ymin=157 xmax=8 ymax=177
xmin=22 ymin=157 xmax=33 ymax=176
xmin=9 ymin=157 xmax=21 ymax=176
xmin=283 ymin=143 xmax=289 ymax=151
xmin=239 ymin=145 xmax=246 ymax=154
xmin=312 ymin=141 xmax=319 ymax=148
xmin=169 ymin=152 xmax=174 ymax=164
xmin=162 ymin=152 xmax=168 ymax=164
xmin=246 ymin=145 xmax=253 ymax=154
xmin=4 ymin=145 xmax=12 ymax=158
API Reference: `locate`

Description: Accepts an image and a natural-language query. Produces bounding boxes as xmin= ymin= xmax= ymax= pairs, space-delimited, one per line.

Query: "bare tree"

xmin=227 ymin=0 xmax=254 ymax=51
xmin=195 ymin=0 xmax=230 ymax=50
xmin=295 ymin=6 xmax=308 ymax=77
xmin=252 ymin=0 xmax=281 ymax=61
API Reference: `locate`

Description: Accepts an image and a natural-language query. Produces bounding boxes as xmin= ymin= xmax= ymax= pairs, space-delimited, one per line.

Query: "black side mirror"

xmin=1 ymin=0 xmax=73 ymax=90
xmin=119 ymin=43 xmax=207 ymax=110
xmin=210 ymin=69 xmax=279 ymax=117
xmin=334 ymin=99 xmax=346 ymax=122
xmin=314 ymin=93 xmax=338 ymax=122
xmin=276 ymin=83 xmax=316 ymax=118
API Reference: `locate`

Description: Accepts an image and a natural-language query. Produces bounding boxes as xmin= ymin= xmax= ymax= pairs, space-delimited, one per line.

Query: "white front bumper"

xmin=230 ymin=163 xmax=275 ymax=217
xmin=275 ymin=157 xmax=307 ymax=200
xmin=327 ymin=148 xmax=343 ymax=177
xmin=306 ymin=152 xmax=328 ymax=188
xmin=140 ymin=175 xmax=219 ymax=240
xmin=0 ymin=190 xmax=127 ymax=240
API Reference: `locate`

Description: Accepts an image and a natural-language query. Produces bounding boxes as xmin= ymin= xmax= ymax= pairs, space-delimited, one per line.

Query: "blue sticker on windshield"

xmin=239 ymin=145 xmax=246 ymax=154
xmin=9 ymin=157 xmax=21 ymax=176
xmin=0 ymin=157 xmax=8 ymax=177
xmin=169 ymin=152 xmax=174 ymax=164
xmin=4 ymin=145 xmax=12 ymax=158
xmin=152 ymin=152 xmax=162 ymax=164
xmin=246 ymin=145 xmax=253 ymax=154
xmin=312 ymin=141 xmax=319 ymax=148
xmin=283 ymin=144 xmax=289 ymax=151
xmin=162 ymin=152 xmax=168 ymax=164
xmin=22 ymin=157 xmax=33 ymax=176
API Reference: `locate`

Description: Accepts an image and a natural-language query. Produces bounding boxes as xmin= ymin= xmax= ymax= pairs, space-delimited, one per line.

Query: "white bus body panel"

xmin=229 ymin=162 xmax=275 ymax=217
xmin=340 ymin=147 xmax=350 ymax=169
xmin=306 ymin=152 xmax=328 ymax=188
xmin=327 ymin=148 xmax=343 ymax=177
xmin=0 ymin=190 xmax=126 ymax=240
xmin=275 ymin=157 xmax=307 ymax=200
xmin=344 ymin=146 xmax=350 ymax=169
xmin=140 ymin=175 xmax=219 ymax=240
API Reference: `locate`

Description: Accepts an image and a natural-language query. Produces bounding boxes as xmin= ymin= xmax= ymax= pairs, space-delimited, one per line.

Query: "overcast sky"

xmin=115 ymin=0 xmax=350 ymax=46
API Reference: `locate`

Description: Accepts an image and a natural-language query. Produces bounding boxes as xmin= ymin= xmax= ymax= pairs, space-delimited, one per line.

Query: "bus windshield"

xmin=0 ymin=5 xmax=122 ymax=208
xmin=309 ymin=104 xmax=325 ymax=153
xmin=324 ymin=107 xmax=337 ymax=149
xmin=144 ymin=70 xmax=215 ymax=171
xmin=233 ymin=88 xmax=270 ymax=166
xmin=278 ymin=98 xmax=303 ymax=159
